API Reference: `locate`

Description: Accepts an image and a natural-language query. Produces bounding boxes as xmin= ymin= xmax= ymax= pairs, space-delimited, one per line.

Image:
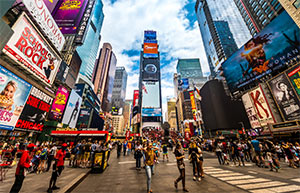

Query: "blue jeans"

xmin=145 ymin=165 xmax=154 ymax=191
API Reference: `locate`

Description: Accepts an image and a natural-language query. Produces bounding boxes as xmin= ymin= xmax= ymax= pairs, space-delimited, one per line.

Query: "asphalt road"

xmin=72 ymin=149 xmax=300 ymax=193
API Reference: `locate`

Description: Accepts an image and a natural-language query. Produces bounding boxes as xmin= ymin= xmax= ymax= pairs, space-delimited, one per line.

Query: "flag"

xmin=194 ymin=86 xmax=201 ymax=100
xmin=142 ymin=83 xmax=148 ymax=94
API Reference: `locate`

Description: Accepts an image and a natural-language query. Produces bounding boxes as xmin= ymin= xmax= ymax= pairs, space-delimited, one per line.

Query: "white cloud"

xmin=101 ymin=0 xmax=209 ymax=115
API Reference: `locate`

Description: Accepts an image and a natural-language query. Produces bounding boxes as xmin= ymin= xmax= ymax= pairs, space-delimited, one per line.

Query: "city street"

xmin=72 ymin=150 xmax=300 ymax=193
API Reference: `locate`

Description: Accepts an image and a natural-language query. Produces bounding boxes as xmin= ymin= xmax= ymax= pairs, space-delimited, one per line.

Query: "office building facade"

xmin=234 ymin=0 xmax=284 ymax=36
xmin=195 ymin=0 xmax=251 ymax=76
xmin=111 ymin=67 xmax=128 ymax=110
xmin=278 ymin=0 xmax=300 ymax=28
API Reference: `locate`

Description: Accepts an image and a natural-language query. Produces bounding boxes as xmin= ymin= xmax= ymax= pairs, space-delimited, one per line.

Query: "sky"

xmin=100 ymin=0 xmax=210 ymax=116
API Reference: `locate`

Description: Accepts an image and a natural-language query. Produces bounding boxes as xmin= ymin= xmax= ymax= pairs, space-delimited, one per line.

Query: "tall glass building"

xmin=77 ymin=0 xmax=105 ymax=85
xmin=111 ymin=67 xmax=128 ymax=110
xmin=195 ymin=0 xmax=251 ymax=76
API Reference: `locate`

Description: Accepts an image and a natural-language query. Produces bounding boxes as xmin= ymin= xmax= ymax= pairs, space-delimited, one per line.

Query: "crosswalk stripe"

xmin=227 ymin=178 xmax=271 ymax=185
xmin=291 ymin=178 xmax=300 ymax=183
xmin=250 ymin=185 xmax=300 ymax=193
xmin=203 ymin=166 xmax=215 ymax=169
xmin=237 ymin=181 xmax=287 ymax=190
xmin=211 ymin=173 xmax=243 ymax=177
xmin=218 ymin=175 xmax=254 ymax=181
xmin=204 ymin=168 xmax=224 ymax=171
xmin=205 ymin=170 xmax=232 ymax=174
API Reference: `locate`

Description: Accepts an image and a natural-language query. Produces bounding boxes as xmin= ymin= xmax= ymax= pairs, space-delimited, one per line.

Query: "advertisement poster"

xmin=62 ymin=90 xmax=82 ymax=128
xmin=16 ymin=87 xmax=53 ymax=131
xmin=178 ymin=78 xmax=189 ymax=91
xmin=43 ymin=0 xmax=60 ymax=13
xmin=286 ymin=64 xmax=300 ymax=97
xmin=77 ymin=108 xmax=91 ymax=129
xmin=0 ymin=65 xmax=32 ymax=130
xmin=48 ymin=86 xmax=69 ymax=121
xmin=222 ymin=11 xmax=300 ymax=92
xmin=144 ymin=31 xmax=156 ymax=40
xmin=268 ymin=73 xmax=300 ymax=121
xmin=142 ymin=108 xmax=162 ymax=117
xmin=133 ymin=90 xmax=139 ymax=107
xmin=143 ymin=43 xmax=158 ymax=58
xmin=3 ymin=13 xmax=62 ymax=85
xmin=53 ymin=0 xmax=89 ymax=34
xmin=14 ymin=0 xmax=65 ymax=51
xmin=189 ymin=91 xmax=197 ymax=121
xmin=142 ymin=81 xmax=160 ymax=108
xmin=143 ymin=58 xmax=159 ymax=81
xmin=242 ymin=93 xmax=261 ymax=129
xmin=248 ymin=86 xmax=275 ymax=126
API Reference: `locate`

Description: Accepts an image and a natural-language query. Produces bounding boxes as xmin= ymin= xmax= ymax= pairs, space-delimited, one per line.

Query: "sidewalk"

xmin=1 ymin=162 xmax=89 ymax=193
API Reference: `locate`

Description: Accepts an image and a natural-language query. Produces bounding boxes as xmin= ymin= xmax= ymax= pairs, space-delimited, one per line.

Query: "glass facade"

xmin=195 ymin=0 xmax=251 ymax=76
xmin=176 ymin=59 xmax=203 ymax=78
xmin=77 ymin=0 xmax=104 ymax=81
xmin=111 ymin=67 xmax=128 ymax=109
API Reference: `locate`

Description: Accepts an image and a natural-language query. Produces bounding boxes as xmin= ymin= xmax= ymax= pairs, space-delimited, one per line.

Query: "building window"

xmin=254 ymin=5 xmax=259 ymax=12
xmin=271 ymin=0 xmax=276 ymax=6
xmin=268 ymin=11 xmax=274 ymax=18
xmin=259 ymin=0 xmax=264 ymax=4
xmin=265 ymin=6 xmax=271 ymax=13
xmin=262 ymin=2 xmax=267 ymax=9
xmin=262 ymin=18 xmax=268 ymax=26
xmin=256 ymin=9 xmax=262 ymax=16
xmin=294 ymin=0 xmax=300 ymax=9
xmin=274 ymin=3 xmax=281 ymax=10
xmin=259 ymin=13 xmax=265 ymax=21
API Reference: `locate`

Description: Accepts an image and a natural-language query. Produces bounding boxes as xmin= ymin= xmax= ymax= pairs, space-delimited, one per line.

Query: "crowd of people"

xmin=211 ymin=137 xmax=300 ymax=171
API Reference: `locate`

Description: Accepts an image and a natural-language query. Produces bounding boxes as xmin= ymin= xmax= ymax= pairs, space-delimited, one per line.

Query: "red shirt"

xmin=16 ymin=150 xmax=31 ymax=175
xmin=56 ymin=149 xmax=66 ymax=166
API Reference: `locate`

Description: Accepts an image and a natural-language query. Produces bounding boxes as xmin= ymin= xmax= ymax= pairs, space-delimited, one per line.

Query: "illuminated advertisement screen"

xmin=178 ymin=78 xmax=189 ymax=91
xmin=142 ymin=81 xmax=160 ymax=108
xmin=143 ymin=43 xmax=158 ymax=58
xmin=242 ymin=93 xmax=261 ymax=129
xmin=142 ymin=108 xmax=162 ymax=117
xmin=62 ymin=90 xmax=82 ymax=128
xmin=267 ymin=73 xmax=300 ymax=121
xmin=3 ymin=13 xmax=62 ymax=85
xmin=286 ymin=64 xmax=300 ymax=97
xmin=48 ymin=86 xmax=69 ymax=121
xmin=0 ymin=65 xmax=32 ymax=131
xmin=43 ymin=0 xmax=59 ymax=13
xmin=133 ymin=90 xmax=139 ymax=107
xmin=143 ymin=58 xmax=159 ymax=81
xmin=144 ymin=31 xmax=156 ymax=40
xmin=222 ymin=11 xmax=300 ymax=92
xmin=16 ymin=87 xmax=53 ymax=131
xmin=52 ymin=0 xmax=89 ymax=34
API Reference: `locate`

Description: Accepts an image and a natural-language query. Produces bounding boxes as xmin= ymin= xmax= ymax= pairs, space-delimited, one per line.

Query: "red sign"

xmin=133 ymin=90 xmax=139 ymax=107
xmin=143 ymin=43 xmax=158 ymax=54
xmin=125 ymin=130 xmax=130 ymax=140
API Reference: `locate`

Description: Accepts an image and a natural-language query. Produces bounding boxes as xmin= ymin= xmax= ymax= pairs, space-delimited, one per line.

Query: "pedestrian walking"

xmin=189 ymin=140 xmax=201 ymax=182
xmin=47 ymin=144 xmax=57 ymax=171
xmin=161 ymin=142 xmax=169 ymax=162
xmin=10 ymin=143 xmax=35 ymax=193
xmin=143 ymin=142 xmax=158 ymax=193
xmin=174 ymin=142 xmax=189 ymax=192
xmin=117 ymin=141 xmax=122 ymax=158
xmin=215 ymin=141 xmax=224 ymax=165
xmin=135 ymin=141 xmax=143 ymax=170
xmin=123 ymin=141 xmax=127 ymax=156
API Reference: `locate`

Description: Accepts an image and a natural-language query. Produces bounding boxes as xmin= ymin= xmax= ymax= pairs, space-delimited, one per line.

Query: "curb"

xmin=58 ymin=170 xmax=90 ymax=193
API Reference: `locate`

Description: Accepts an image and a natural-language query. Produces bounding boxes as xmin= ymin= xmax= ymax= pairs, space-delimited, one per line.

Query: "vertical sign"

xmin=48 ymin=86 xmax=69 ymax=121
xmin=242 ymin=93 xmax=261 ymax=128
xmin=189 ymin=91 xmax=196 ymax=121
xmin=286 ymin=64 xmax=300 ymax=97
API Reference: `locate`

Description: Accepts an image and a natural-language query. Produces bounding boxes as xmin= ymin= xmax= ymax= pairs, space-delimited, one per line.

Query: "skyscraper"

xmin=234 ymin=0 xmax=284 ymax=36
xmin=278 ymin=0 xmax=300 ymax=28
xmin=195 ymin=0 xmax=251 ymax=76
xmin=111 ymin=67 xmax=128 ymax=111
xmin=74 ymin=0 xmax=105 ymax=85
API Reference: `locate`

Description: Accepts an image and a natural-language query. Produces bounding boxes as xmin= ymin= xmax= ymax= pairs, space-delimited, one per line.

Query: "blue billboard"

xmin=142 ymin=108 xmax=162 ymax=117
xmin=144 ymin=30 xmax=156 ymax=40
xmin=178 ymin=78 xmax=189 ymax=91
xmin=222 ymin=11 xmax=300 ymax=92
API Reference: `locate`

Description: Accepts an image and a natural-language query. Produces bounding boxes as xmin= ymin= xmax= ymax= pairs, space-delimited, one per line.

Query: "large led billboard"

xmin=52 ymin=0 xmax=89 ymax=34
xmin=62 ymin=90 xmax=82 ymax=128
xmin=0 ymin=65 xmax=32 ymax=131
xmin=143 ymin=43 xmax=158 ymax=58
xmin=142 ymin=108 xmax=162 ymax=117
xmin=142 ymin=81 xmax=160 ymax=108
xmin=267 ymin=73 xmax=300 ymax=121
xmin=3 ymin=13 xmax=62 ymax=85
xmin=286 ymin=64 xmax=300 ymax=97
xmin=142 ymin=58 xmax=159 ymax=81
xmin=48 ymin=86 xmax=69 ymax=121
xmin=144 ymin=31 xmax=157 ymax=40
xmin=43 ymin=0 xmax=59 ymax=13
xmin=133 ymin=90 xmax=139 ymax=107
xmin=222 ymin=11 xmax=300 ymax=92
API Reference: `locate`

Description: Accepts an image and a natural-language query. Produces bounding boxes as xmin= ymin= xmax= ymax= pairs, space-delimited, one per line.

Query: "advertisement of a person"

xmin=61 ymin=90 xmax=82 ymax=128
xmin=0 ymin=66 xmax=32 ymax=130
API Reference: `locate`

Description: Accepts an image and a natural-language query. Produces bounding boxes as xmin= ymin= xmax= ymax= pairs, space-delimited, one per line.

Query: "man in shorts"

xmin=162 ymin=142 xmax=169 ymax=162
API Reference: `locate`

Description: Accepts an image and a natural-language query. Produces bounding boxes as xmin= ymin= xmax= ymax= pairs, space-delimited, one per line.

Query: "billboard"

xmin=248 ymin=86 xmax=275 ymax=126
xmin=144 ymin=31 xmax=157 ymax=40
xmin=286 ymin=64 xmax=300 ymax=97
xmin=143 ymin=43 xmax=158 ymax=58
xmin=222 ymin=11 xmax=300 ymax=92
xmin=65 ymin=51 xmax=81 ymax=88
xmin=4 ymin=13 xmax=62 ymax=85
xmin=62 ymin=90 xmax=82 ymax=128
xmin=0 ymin=65 xmax=32 ymax=130
xmin=267 ymin=73 xmax=300 ymax=121
xmin=142 ymin=81 xmax=160 ymax=108
xmin=16 ymin=87 xmax=53 ymax=131
xmin=242 ymin=93 xmax=261 ymax=129
xmin=142 ymin=58 xmax=159 ymax=81
xmin=142 ymin=108 xmax=162 ymax=117
xmin=178 ymin=78 xmax=189 ymax=91
xmin=48 ymin=86 xmax=69 ymax=121
xmin=77 ymin=108 xmax=91 ymax=129
xmin=133 ymin=90 xmax=139 ymax=107
xmin=189 ymin=91 xmax=197 ymax=121
xmin=43 ymin=0 xmax=59 ymax=13
xmin=53 ymin=0 xmax=89 ymax=34
xmin=15 ymin=0 xmax=65 ymax=51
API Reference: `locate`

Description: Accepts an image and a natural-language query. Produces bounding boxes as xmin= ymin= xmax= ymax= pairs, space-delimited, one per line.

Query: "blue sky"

xmin=101 ymin=0 xmax=209 ymax=114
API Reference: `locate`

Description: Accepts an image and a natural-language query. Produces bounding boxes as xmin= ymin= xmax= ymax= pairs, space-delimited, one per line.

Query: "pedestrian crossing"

xmin=204 ymin=166 xmax=300 ymax=193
